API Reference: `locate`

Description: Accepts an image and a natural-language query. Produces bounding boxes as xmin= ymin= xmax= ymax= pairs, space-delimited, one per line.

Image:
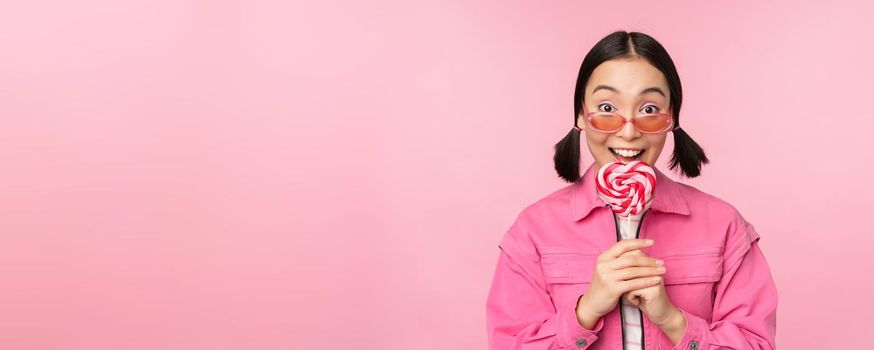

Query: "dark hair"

xmin=554 ymin=30 xmax=709 ymax=182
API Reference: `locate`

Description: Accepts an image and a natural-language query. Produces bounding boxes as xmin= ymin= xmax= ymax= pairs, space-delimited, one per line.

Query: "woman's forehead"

xmin=586 ymin=59 xmax=669 ymax=99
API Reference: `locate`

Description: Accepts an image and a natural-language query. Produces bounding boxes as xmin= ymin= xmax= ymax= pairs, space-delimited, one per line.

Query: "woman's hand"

xmin=576 ymin=239 xmax=666 ymax=327
xmin=620 ymin=250 xmax=678 ymax=326
xmin=620 ymin=249 xmax=687 ymax=343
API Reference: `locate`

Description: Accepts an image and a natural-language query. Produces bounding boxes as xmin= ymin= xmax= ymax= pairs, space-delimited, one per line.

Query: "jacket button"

xmin=690 ymin=340 xmax=699 ymax=349
xmin=576 ymin=338 xmax=587 ymax=347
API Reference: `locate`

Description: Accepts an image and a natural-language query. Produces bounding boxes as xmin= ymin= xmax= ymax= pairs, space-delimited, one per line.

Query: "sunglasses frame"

xmin=580 ymin=104 xmax=679 ymax=134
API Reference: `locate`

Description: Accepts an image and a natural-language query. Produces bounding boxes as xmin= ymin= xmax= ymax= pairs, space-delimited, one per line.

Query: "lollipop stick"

xmin=626 ymin=215 xmax=631 ymax=236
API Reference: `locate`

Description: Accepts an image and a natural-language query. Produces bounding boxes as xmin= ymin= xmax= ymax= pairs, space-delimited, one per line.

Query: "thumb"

xmin=624 ymin=290 xmax=641 ymax=306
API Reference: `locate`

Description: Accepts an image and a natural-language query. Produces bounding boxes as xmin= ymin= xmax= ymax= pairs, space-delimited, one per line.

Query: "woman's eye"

xmin=641 ymin=105 xmax=660 ymax=114
xmin=598 ymin=103 xmax=614 ymax=112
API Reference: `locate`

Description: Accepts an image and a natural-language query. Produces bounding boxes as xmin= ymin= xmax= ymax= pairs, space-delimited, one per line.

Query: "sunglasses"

xmin=580 ymin=103 xmax=679 ymax=134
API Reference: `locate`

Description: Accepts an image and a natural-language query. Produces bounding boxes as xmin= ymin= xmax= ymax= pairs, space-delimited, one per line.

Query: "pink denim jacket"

xmin=486 ymin=163 xmax=777 ymax=349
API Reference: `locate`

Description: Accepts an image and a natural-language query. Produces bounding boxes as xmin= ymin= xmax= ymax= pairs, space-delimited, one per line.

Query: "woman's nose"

xmin=616 ymin=116 xmax=641 ymax=139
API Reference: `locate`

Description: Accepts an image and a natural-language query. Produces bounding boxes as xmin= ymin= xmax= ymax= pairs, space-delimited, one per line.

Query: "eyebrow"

xmin=592 ymin=85 xmax=666 ymax=97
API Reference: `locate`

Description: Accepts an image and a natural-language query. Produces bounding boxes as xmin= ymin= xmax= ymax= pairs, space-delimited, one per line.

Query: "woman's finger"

xmin=625 ymin=292 xmax=641 ymax=306
xmin=610 ymin=255 xmax=663 ymax=270
xmin=600 ymin=239 xmax=654 ymax=261
xmin=613 ymin=266 xmax=666 ymax=282
xmin=617 ymin=275 xmax=662 ymax=294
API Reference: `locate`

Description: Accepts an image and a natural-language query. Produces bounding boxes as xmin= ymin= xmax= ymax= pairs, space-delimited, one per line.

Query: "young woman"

xmin=485 ymin=31 xmax=777 ymax=350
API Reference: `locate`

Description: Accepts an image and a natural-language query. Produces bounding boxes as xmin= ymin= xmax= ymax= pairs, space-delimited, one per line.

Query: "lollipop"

xmin=596 ymin=160 xmax=657 ymax=233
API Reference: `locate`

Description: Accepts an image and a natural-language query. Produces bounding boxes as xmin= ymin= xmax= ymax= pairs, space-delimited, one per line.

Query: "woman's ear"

xmin=576 ymin=113 xmax=586 ymax=130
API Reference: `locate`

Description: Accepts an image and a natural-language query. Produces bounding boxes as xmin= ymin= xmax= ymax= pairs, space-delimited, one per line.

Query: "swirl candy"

xmin=596 ymin=160 xmax=656 ymax=217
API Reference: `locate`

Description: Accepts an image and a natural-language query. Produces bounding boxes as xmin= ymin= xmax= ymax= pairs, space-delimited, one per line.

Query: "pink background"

xmin=1 ymin=0 xmax=871 ymax=349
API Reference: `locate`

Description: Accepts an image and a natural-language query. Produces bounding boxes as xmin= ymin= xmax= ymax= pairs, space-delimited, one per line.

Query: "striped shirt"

xmin=615 ymin=209 xmax=647 ymax=350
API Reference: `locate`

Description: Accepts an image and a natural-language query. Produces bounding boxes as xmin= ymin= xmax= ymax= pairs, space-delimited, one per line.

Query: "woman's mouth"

xmin=610 ymin=147 xmax=645 ymax=163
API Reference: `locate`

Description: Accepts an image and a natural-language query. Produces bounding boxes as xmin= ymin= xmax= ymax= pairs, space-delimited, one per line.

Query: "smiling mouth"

xmin=609 ymin=147 xmax=645 ymax=163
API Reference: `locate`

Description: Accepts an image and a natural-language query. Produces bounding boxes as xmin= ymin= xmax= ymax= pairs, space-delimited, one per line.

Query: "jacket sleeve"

xmin=668 ymin=212 xmax=778 ymax=350
xmin=486 ymin=224 xmax=605 ymax=350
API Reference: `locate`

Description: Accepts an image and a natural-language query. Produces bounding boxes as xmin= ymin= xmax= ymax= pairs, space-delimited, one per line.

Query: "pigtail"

xmin=669 ymin=126 xmax=709 ymax=178
xmin=553 ymin=126 xmax=582 ymax=183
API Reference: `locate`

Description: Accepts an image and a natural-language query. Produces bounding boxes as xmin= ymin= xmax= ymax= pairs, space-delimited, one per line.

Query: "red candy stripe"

xmin=596 ymin=160 xmax=657 ymax=217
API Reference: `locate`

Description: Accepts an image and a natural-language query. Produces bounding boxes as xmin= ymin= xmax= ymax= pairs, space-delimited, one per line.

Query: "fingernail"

xmin=645 ymin=239 xmax=654 ymax=244
xmin=652 ymin=276 xmax=661 ymax=282
xmin=655 ymin=259 xmax=664 ymax=265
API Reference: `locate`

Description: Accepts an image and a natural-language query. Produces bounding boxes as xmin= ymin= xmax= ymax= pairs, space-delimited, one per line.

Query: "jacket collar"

xmin=570 ymin=162 xmax=690 ymax=221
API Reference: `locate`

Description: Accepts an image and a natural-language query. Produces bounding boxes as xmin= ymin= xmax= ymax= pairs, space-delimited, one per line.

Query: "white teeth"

xmin=612 ymin=148 xmax=642 ymax=157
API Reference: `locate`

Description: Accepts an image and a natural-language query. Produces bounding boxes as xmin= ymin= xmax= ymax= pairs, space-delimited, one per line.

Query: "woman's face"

xmin=576 ymin=57 xmax=673 ymax=175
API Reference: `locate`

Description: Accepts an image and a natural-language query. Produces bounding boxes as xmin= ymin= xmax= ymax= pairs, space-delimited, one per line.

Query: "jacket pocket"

xmin=660 ymin=246 xmax=724 ymax=323
xmin=538 ymin=247 xmax=600 ymax=309
xmin=539 ymin=247 xmax=599 ymax=284
xmin=660 ymin=246 xmax=724 ymax=285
